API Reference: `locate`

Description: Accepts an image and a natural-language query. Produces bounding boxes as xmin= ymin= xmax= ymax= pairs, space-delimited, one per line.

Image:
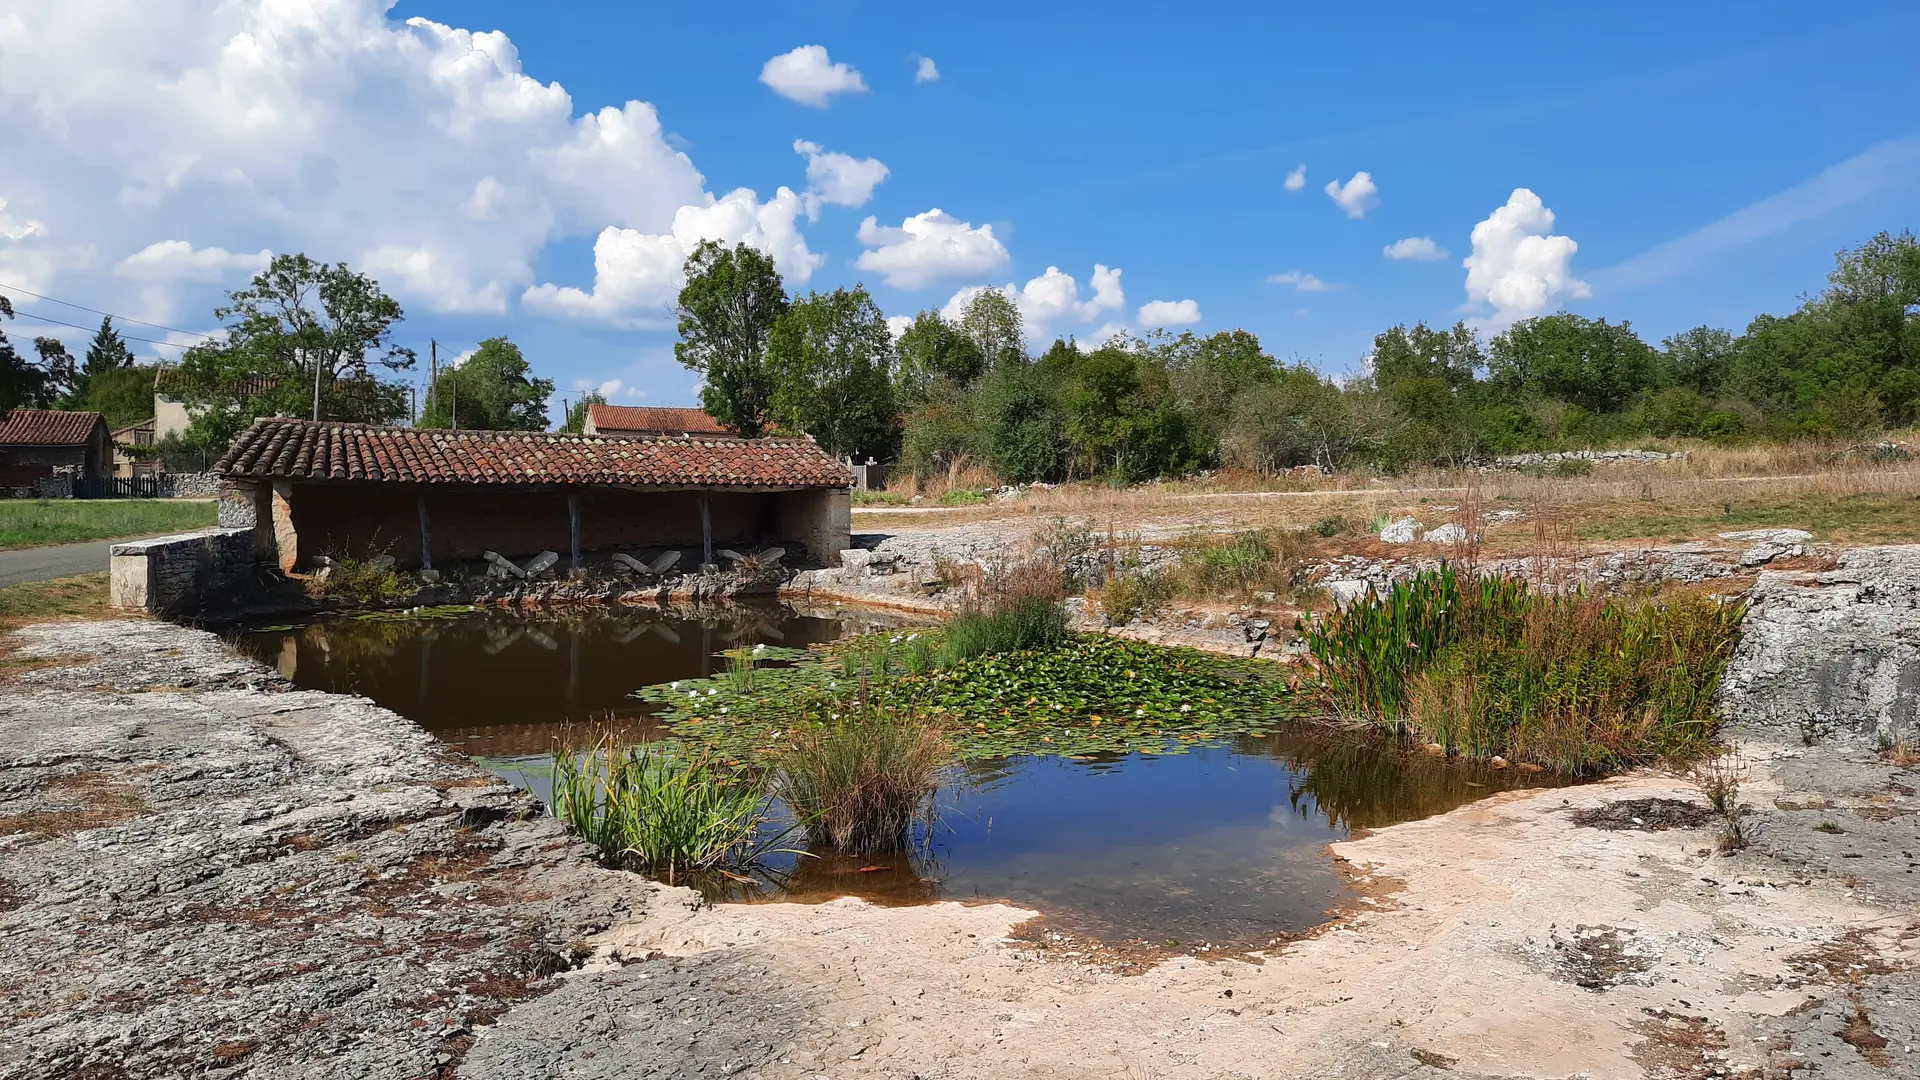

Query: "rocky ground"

xmin=3 ymin=549 xmax=1917 ymax=1078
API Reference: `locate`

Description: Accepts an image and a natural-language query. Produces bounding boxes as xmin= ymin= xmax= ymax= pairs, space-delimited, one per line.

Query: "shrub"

xmin=306 ymin=555 xmax=414 ymax=605
xmin=1097 ymin=568 xmax=1173 ymax=625
xmin=941 ymin=488 xmax=987 ymax=506
xmin=1309 ymin=515 xmax=1352 ymax=538
xmin=940 ymin=559 xmax=1070 ymax=664
xmin=1176 ymin=529 xmax=1303 ymax=601
xmin=550 ymin=736 xmax=782 ymax=880
xmin=773 ymin=694 xmax=951 ymax=854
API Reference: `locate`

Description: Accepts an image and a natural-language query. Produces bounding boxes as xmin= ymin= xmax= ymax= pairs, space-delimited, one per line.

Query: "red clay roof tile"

xmin=0 ymin=409 xmax=105 ymax=446
xmin=586 ymin=404 xmax=730 ymax=436
xmin=215 ymin=419 xmax=852 ymax=489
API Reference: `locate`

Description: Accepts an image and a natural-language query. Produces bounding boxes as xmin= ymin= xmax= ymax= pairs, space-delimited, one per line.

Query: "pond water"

xmin=232 ymin=605 xmax=1565 ymax=949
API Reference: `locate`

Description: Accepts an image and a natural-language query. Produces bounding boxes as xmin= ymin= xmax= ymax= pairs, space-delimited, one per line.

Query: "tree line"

xmin=675 ymin=228 xmax=1920 ymax=483
xmin=3 ymin=227 xmax=1910 ymax=480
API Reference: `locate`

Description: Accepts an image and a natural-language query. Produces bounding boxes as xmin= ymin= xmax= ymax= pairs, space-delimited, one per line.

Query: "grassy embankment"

xmin=0 ymin=500 xmax=216 ymax=551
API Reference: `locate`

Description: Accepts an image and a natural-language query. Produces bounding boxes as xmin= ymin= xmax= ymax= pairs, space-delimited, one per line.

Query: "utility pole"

xmin=309 ymin=344 xmax=321 ymax=421
xmin=429 ymin=340 xmax=438 ymax=422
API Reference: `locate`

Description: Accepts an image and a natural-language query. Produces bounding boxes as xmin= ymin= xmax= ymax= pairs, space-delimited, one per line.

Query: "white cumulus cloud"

xmin=114 ymin=240 xmax=271 ymax=282
xmin=1324 ymin=171 xmax=1380 ymax=218
xmin=885 ymin=314 xmax=914 ymax=340
xmin=914 ymin=56 xmax=940 ymax=83
xmin=1283 ymin=165 xmax=1307 ymax=193
xmin=1266 ymin=270 xmax=1337 ymax=292
xmin=1463 ymin=188 xmax=1589 ymax=326
xmin=855 ymin=210 xmax=1009 ymax=290
xmin=1138 ymin=299 xmax=1202 ymax=327
xmin=759 ymin=45 xmax=867 ymax=108
xmin=938 ymin=263 xmax=1127 ymax=340
xmin=523 ymin=187 xmax=821 ymax=324
xmin=0 ymin=0 xmax=739 ymax=327
xmin=793 ymin=140 xmax=889 ymax=220
xmin=1383 ymin=236 xmax=1448 ymax=261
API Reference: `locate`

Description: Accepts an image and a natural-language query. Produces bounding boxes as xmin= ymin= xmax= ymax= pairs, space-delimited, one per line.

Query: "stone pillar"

xmin=271 ymin=480 xmax=299 ymax=573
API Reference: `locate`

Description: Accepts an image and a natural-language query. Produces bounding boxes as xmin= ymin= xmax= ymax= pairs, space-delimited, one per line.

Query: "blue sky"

xmin=2 ymin=1 xmax=1916 ymax=418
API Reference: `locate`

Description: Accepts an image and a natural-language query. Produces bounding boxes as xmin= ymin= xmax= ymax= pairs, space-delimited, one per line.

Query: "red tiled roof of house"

xmin=215 ymin=418 xmax=852 ymax=489
xmin=153 ymin=364 xmax=284 ymax=401
xmin=587 ymin=404 xmax=731 ymax=436
xmin=0 ymin=409 xmax=105 ymax=446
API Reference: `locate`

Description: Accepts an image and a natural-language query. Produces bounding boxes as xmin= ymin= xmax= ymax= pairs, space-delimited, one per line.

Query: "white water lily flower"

xmin=719 ymin=707 xmax=729 ymax=714
xmin=1179 ymin=704 xmax=1192 ymax=713
xmin=753 ymin=643 xmax=767 ymax=652
xmin=1134 ymin=708 xmax=1145 ymax=717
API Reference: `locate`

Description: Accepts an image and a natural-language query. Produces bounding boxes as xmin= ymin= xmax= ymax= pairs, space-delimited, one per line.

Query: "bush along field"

xmin=1299 ymin=564 xmax=1745 ymax=773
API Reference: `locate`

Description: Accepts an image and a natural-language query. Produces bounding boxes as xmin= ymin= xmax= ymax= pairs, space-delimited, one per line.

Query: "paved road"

xmin=0 ymin=538 xmax=127 ymax=587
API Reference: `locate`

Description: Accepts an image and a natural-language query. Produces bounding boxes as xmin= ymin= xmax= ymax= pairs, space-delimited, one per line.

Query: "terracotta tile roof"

xmin=587 ymin=404 xmax=731 ymax=436
xmin=153 ymin=364 xmax=284 ymax=400
xmin=216 ymin=419 xmax=852 ymax=489
xmin=0 ymin=409 xmax=105 ymax=446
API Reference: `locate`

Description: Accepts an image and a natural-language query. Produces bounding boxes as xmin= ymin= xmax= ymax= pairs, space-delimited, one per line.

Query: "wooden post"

xmin=568 ymin=492 xmax=581 ymax=571
xmin=699 ymin=494 xmax=712 ymax=567
xmin=416 ymin=493 xmax=433 ymax=572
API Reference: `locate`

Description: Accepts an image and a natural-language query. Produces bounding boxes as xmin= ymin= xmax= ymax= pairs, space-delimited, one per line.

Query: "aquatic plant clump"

xmin=1301 ymin=566 xmax=1743 ymax=773
xmin=549 ymin=735 xmax=787 ymax=879
xmin=635 ymin=632 xmax=1294 ymax=760
xmin=772 ymin=694 xmax=953 ymax=854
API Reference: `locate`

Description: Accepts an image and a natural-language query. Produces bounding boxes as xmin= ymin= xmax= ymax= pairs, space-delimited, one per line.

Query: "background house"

xmin=582 ymin=404 xmax=730 ymax=438
xmin=0 ymin=410 xmax=111 ymax=496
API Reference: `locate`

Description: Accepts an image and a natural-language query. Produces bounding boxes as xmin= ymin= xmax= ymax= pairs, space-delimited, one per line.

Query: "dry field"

xmin=858 ymin=440 xmax=1920 ymax=555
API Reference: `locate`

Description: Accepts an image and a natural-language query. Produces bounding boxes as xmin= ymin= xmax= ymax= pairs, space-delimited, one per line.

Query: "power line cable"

xmin=4 ymin=308 xmax=201 ymax=350
xmin=0 ymin=280 xmax=215 ymax=341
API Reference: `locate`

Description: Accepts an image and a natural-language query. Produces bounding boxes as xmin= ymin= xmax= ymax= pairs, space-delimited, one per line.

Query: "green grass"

xmin=0 ymin=572 xmax=111 ymax=621
xmin=1574 ymin=491 xmax=1920 ymax=545
xmin=0 ymin=499 xmax=216 ymax=551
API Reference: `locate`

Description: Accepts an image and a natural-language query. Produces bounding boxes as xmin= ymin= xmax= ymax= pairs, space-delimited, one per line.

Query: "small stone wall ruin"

xmin=109 ymin=528 xmax=257 ymax=615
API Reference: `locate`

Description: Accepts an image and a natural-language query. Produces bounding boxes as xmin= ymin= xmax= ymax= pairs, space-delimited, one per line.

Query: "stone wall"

xmin=1722 ymin=546 xmax=1920 ymax=747
xmin=109 ymin=527 xmax=257 ymax=615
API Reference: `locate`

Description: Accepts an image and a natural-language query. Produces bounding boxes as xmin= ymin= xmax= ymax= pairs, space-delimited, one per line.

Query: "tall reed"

xmin=1302 ymin=566 xmax=1743 ymax=773
xmin=772 ymin=692 xmax=952 ymax=855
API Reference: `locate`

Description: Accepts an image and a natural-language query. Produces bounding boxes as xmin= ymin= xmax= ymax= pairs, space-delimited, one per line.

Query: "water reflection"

xmin=234 ymin=606 xmax=1569 ymax=948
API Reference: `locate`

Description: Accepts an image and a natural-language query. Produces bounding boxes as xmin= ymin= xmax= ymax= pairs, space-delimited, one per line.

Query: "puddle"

xmin=233 ymin=605 xmax=1568 ymax=949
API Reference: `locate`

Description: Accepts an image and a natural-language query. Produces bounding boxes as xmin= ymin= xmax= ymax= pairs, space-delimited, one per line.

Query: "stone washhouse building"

xmin=213 ymin=418 xmax=853 ymax=575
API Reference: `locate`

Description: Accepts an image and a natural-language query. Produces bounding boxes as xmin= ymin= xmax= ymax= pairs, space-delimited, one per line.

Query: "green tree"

xmin=674 ymin=240 xmax=789 ymax=438
xmin=1223 ymin=364 xmax=1348 ymax=471
xmin=1057 ymin=341 xmax=1208 ymax=482
xmin=958 ymin=290 xmax=1025 ymax=369
xmin=1368 ymin=322 xmax=1486 ymax=466
xmin=1165 ymin=329 xmax=1278 ymax=442
xmin=84 ymin=365 xmax=158 ymax=429
xmin=767 ymin=285 xmax=899 ymax=460
xmin=171 ymin=254 xmax=414 ymax=454
xmin=974 ymin=361 xmax=1065 ymax=483
xmin=1488 ymin=314 xmax=1658 ymax=414
xmin=85 ymin=317 xmax=135 ymax=375
xmin=418 ymin=337 xmax=554 ymax=431
xmin=560 ymin=390 xmax=607 ymax=434
xmin=894 ymin=310 xmax=985 ymax=405
xmin=0 ymin=296 xmax=52 ymax=410
xmin=34 ymin=338 xmax=77 ymax=405
xmin=1658 ymin=326 xmax=1736 ymax=396
xmin=1729 ymin=230 xmax=1920 ymax=427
